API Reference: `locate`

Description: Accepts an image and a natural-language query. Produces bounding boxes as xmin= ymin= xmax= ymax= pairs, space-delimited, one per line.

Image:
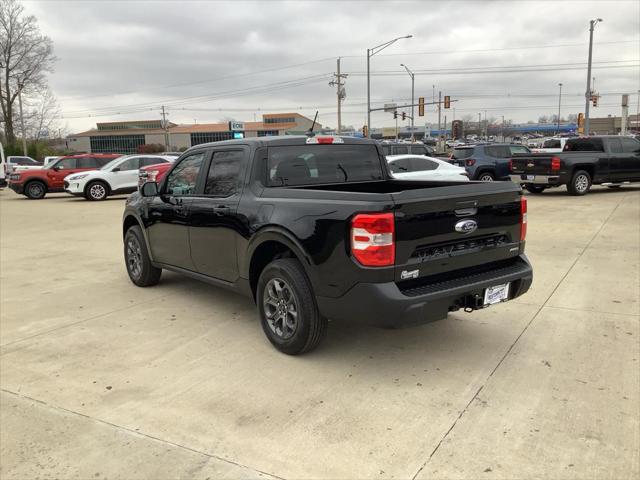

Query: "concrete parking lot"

xmin=0 ymin=185 xmax=638 ymax=479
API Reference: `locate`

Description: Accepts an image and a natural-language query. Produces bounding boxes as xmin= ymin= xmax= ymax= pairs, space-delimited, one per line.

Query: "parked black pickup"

xmin=123 ymin=135 xmax=532 ymax=354
xmin=510 ymin=135 xmax=640 ymax=195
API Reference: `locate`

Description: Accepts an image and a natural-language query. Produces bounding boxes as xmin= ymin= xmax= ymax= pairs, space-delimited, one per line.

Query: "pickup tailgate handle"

xmin=455 ymin=200 xmax=478 ymax=217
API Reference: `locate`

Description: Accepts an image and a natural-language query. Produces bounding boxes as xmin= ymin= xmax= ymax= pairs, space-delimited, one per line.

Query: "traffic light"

xmin=402 ymin=112 xmax=406 ymax=120
xmin=592 ymin=95 xmax=598 ymax=107
xmin=362 ymin=125 xmax=368 ymax=137
xmin=577 ymin=112 xmax=584 ymax=135
xmin=418 ymin=97 xmax=425 ymax=117
xmin=394 ymin=111 xmax=398 ymax=119
xmin=444 ymin=95 xmax=451 ymax=109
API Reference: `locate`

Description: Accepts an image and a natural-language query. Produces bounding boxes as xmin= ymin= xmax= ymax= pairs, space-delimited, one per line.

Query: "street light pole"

xmin=366 ymin=35 xmax=413 ymax=137
xmin=584 ymin=18 xmax=602 ymax=136
xmin=400 ymin=63 xmax=415 ymax=141
xmin=557 ymin=83 xmax=563 ymax=135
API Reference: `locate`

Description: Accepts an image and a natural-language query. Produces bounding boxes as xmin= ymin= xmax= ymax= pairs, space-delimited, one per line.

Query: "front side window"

xmin=117 ymin=157 xmax=140 ymax=171
xmin=393 ymin=146 xmax=409 ymax=155
xmin=410 ymin=145 xmax=427 ymax=155
xmin=55 ymin=158 xmax=77 ymax=170
xmin=388 ymin=158 xmax=412 ymax=173
xmin=165 ymin=152 xmax=205 ymax=195
xmin=204 ymin=151 xmax=244 ymax=196
xmin=140 ymin=157 xmax=168 ymax=168
xmin=509 ymin=145 xmax=531 ymax=155
xmin=620 ymin=137 xmax=640 ymax=153
xmin=542 ymin=139 xmax=561 ymax=149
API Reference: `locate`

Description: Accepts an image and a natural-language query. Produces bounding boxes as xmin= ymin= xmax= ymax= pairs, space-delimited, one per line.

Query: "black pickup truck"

xmin=123 ymin=136 xmax=532 ymax=354
xmin=510 ymin=135 xmax=640 ymax=195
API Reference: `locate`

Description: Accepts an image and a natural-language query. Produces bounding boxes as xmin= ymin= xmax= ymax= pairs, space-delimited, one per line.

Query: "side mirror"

xmin=140 ymin=181 xmax=159 ymax=197
xmin=112 ymin=167 xmax=120 ymax=172
xmin=53 ymin=166 xmax=61 ymax=171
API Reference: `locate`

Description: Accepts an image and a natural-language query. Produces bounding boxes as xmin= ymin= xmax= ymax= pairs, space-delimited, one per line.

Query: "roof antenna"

xmin=307 ymin=111 xmax=319 ymax=137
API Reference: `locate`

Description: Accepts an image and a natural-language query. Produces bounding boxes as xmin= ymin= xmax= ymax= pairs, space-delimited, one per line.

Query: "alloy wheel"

xmin=575 ymin=174 xmax=589 ymax=193
xmin=263 ymin=277 xmax=299 ymax=340
xmin=90 ymin=183 xmax=106 ymax=200
xmin=126 ymin=236 xmax=143 ymax=279
xmin=28 ymin=183 xmax=44 ymax=198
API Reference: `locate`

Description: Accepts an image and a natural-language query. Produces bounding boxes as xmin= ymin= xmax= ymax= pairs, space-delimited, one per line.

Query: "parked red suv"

xmin=8 ymin=154 xmax=120 ymax=199
xmin=137 ymin=160 xmax=175 ymax=187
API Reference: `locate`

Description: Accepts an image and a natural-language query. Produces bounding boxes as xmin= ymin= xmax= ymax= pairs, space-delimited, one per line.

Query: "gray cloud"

xmin=23 ymin=0 xmax=640 ymax=132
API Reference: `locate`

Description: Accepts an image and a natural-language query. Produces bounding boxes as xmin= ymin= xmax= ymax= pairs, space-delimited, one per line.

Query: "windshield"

xmin=45 ymin=158 xmax=65 ymax=169
xmin=267 ymin=145 xmax=384 ymax=186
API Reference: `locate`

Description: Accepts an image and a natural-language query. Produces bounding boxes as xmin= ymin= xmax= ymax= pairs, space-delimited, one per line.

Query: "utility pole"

xmin=437 ymin=91 xmax=442 ymax=151
xmin=17 ymin=83 xmax=27 ymax=156
xmin=329 ymin=58 xmax=348 ymax=135
xmin=584 ymin=18 xmax=603 ymax=136
xmin=161 ymin=105 xmax=169 ymax=149
xmin=444 ymin=115 xmax=447 ymax=141
xmin=501 ymin=115 xmax=505 ymax=142
xmin=557 ymin=83 xmax=563 ymax=135
xmin=478 ymin=112 xmax=482 ymax=137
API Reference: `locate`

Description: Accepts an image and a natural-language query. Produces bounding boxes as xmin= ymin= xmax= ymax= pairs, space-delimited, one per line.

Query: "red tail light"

xmin=465 ymin=158 xmax=476 ymax=166
xmin=551 ymin=156 xmax=561 ymax=171
xmin=351 ymin=212 xmax=395 ymax=267
xmin=508 ymin=159 xmax=513 ymax=172
xmin=520 ymin=197 xmax=527 ymax=241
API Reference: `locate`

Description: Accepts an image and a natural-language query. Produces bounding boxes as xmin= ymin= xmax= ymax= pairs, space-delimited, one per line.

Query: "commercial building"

xmin=67 ymin=113 xmax=321 ymax=153
xmin=588 ymin=114 xmax=639 ymax=135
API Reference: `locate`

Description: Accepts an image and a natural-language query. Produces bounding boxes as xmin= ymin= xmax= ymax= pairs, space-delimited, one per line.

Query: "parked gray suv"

xmin=450 ymin=144 xmax=531 ymax=181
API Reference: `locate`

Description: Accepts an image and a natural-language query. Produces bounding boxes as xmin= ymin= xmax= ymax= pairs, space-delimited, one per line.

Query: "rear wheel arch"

xmin=475 ymin=169 xmax=495 ymax=181
xmin=571 ymin=164 xmax=595 ymax=179
xmin=247 ymin=232 xmax=313 ymax=300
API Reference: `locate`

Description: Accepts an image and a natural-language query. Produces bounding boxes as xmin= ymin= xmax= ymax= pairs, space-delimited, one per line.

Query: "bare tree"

xmin=25 ymin=87 xmax=60 ymax=140
xmin=0 ymin=0 xmax=55 ymax=144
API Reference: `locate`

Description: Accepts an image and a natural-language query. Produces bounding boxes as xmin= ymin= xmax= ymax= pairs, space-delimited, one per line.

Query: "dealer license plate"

xmin=484 ymin=283 xmax=510 ymax=305
xmin=526 ymin=175 xmax=535 ymax=181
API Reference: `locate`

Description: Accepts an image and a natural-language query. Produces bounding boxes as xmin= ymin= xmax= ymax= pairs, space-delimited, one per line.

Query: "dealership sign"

xmin=229 ymin=121 xmax=244 ymax=131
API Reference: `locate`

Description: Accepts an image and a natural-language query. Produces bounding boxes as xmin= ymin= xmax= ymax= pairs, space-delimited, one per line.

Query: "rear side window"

xmin=77 ymin=157 xmax=98 ymax=168
xmin=267 ymin=145 xmax=384 ymax=186
xmin=140 ymin=157 xmax=168 ymax=167
xmin=451 ymin=148 xmax=474 ymax=160
xmin=409 ymin=145 xmax=427 ymax=155
xmin=542 ymin=139 xmax=561 ymax=148
xmin=382 ymin=145 xmax=391 ymax=156
xmin=564 ymin=138 xmax=604 ymax=152
xmin=486 ymin=146 xmax=511 ymax=158
xmin=410 ymin=157 xmax=439 ymax=171
xmin=13 ymin=157 xmax=37 ymax=165
xmin=393 ymin=146 xmax=409 ymax=155
xmin=204 ymin=150 xmax=243 ymax=196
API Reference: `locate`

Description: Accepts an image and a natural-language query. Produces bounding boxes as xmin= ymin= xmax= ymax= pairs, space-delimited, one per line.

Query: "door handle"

xmin=212 ymin=205 xmax=230 ymax=215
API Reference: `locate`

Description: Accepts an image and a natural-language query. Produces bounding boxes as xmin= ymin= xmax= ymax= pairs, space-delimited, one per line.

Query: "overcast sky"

xmin=22 ymin=0 xmax=640 ymax=133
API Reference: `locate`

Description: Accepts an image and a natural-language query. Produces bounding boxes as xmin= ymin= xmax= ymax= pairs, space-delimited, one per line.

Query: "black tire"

xmin=85 ymin=180 xmax=109 ymax=201
xmin=567 ymin=170 xmax=592 ymax=196
xmin=477 ymin=171 xmax=495 ymax=182
xmin=124 ymin=225 xmax=161 ymax=287
xmin=525 ymin=185 xmax=546 ymax=194
xmin=24 ymin=181 xmax=47 ymax=199
xmin=257 ymin=258 xmax=327 ymax=355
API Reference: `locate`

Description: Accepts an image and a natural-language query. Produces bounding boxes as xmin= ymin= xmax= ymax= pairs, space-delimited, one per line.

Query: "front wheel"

xmin=567 ymin=170 xmax=592 ymax=196
xmin=25 ymin=181 xmax=47 ymax=199
xmin=257 ymin=258 xmax=327 ymax=355
xmin=85 ymin=181 xmax=109 ymax=201
xmin=124 ymin=225 xmax=161 ymax=286
xmin=525 ymin=185 xmax=546 ymax=194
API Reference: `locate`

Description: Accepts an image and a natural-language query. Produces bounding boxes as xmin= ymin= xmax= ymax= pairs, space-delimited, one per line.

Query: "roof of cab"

xmin=186 ymin=135 xmax=378 ymax=151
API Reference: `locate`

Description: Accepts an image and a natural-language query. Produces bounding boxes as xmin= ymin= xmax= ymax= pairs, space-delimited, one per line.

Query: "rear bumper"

xmin=316 ymin=255 xmax=533 ymax=328
xmin=509 ymin=174 xmax=561 ymax=185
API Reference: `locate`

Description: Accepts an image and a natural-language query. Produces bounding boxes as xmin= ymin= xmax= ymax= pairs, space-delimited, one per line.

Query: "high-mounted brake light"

xmin=351 ymin=212 xmax=395 ymax=267
xmin=551 ymin=156 xmax=561 ymax=171
xmin=306 ymin=136 xmax=344 ymax=144
xmin=520 ymin=196 xmax=527 ymax=241
xmin=466 ymin=158 xmax=476 ymax=167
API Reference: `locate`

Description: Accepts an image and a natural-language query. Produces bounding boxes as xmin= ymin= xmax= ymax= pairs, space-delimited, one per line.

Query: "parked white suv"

xmin=64 ymin=154 xmax=174 ymax=200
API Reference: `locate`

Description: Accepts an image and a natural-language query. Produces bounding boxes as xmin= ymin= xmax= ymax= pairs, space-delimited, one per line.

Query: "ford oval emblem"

xmin=455 ymin=219 xmax=478 ymax=234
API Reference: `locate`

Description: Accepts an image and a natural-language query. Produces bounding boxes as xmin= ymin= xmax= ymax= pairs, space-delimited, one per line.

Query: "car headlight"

xmin=69 ymin=174 xmax=89 ymax=181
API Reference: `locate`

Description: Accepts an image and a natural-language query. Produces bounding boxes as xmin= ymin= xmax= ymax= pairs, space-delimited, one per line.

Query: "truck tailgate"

xmin=511 ymin=154 xmax=556 ymax=176
xmin=391 ymin=183 xmax=523 ymax=283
